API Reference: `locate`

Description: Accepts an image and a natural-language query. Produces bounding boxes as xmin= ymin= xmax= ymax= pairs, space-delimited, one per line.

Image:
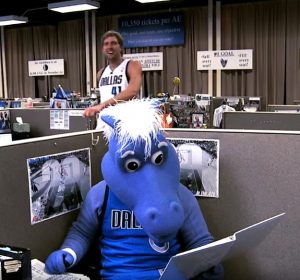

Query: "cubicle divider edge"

xmin=1 ymin=127 xmax=299 ymax=280
xmin=164 ymin=128 xmax=299 ymax=280
xmin=0 ymin=130 xmax=106 ymax=261
xmin=9 ymin=108 xmax=96 ymax=137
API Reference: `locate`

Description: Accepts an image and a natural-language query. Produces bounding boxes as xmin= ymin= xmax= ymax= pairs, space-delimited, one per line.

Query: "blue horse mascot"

xmin=45 ymin=99 xmax=223 ymax=280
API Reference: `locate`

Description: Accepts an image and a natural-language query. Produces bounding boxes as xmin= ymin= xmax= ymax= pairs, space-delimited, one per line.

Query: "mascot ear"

xmin=101 ymin=114 xmax=119 ymax=129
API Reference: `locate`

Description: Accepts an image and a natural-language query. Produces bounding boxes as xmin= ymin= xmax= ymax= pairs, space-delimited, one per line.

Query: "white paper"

xmin=50 ymin=110 xmax=69 ymax=130
xmin=31 ymin=259 xmax=90 ymax=280
xmin=160 ymin=213 xmax=285 ymax=280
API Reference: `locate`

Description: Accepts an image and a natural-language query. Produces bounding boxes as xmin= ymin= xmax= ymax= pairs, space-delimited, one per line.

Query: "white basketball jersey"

xmin=98 ymin=59 xmax=130 ymax=102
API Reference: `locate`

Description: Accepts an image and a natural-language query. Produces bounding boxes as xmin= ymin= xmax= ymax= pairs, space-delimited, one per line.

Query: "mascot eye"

xmin=124 ymin=158 xmax=141 ymax=172
xmin=151 ymin=151 xmax=164 ymax=165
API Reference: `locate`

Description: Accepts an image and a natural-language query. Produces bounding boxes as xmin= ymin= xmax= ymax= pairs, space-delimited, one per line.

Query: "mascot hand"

xmin=45 ymin=250 xmax=74 ymax=274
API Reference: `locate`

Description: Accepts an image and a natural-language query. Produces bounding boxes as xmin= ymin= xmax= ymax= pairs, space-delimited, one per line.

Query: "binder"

xmin=160 ymin=213 xmax=285 ymax=280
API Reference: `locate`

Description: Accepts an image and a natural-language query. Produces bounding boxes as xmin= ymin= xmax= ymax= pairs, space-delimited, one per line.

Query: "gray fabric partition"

xmin=9 ymin=108 xmax=96 ymax=137
xmin=0 ymin=131 xmax=106 ymax=261
xmin=267 ymin=104 xmax=300 ymax=112
xmin=0 ymin=128 xmax=299 ymax=279
xmin=165 ymin=129 xmax=298 ymax=280
xmin=223 ymin=111 xmax=300 ymax=130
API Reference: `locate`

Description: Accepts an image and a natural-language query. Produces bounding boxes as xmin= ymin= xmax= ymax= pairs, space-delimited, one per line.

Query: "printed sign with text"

xmin=197 ymin=49 xmax=253 ymax=70
xmin=28 ymin=59 xmax=64 ymax=76
xmin=119 ymin=13 xmax=184 ymax=48
xmin=124 ymin=52 xmax=163 ymax=71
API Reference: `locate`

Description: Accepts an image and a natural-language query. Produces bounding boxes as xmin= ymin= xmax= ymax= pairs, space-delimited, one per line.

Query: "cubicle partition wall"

xmin=0 ymin=130 xmax=106 ymax=261
xmin=166 ymin=128 xmax=298 ymax=280
xmin=210 ymin=97 xmax=262 ymax=129
xmin=0 ymin=127 xmax=299 ymax=279
xmin=9 ymin=108 xmax=96 ymax=137
xmin=211 ymin=96 xmax=262 ymax=113
xmin=267 ymin=104 xmax=300 ymax=112
xmin=223 ymin=111 xmax=300 ymax=130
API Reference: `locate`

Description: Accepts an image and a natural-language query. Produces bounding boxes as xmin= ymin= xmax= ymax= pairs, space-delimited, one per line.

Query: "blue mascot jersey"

xmin=100 ymin=188 xmax=181 ymax=279
xmin=61 ymin=182 xmax=220 ymax=280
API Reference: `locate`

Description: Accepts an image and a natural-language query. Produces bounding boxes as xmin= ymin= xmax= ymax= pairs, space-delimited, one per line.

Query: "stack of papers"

xmin=31 ymin=259 xmax=90 ymax=280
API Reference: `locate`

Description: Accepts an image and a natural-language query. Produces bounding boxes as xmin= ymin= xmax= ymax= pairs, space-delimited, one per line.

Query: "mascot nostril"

xmin=44 ymin=99 xmax=223 ymax=280
xmin=170 ymin=201 xmax=181 ymax=213
xmin=146 ymin=207 xmax=158 ymax=221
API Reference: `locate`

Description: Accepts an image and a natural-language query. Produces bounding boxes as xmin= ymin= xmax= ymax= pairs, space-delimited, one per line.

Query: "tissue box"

xmin=0 ymin=244 xmax=31 ymax=280
xmin=12 ymin=123 xmax=30 ymax=140
xmin=12 ymin=123 xmax=30 ymax=133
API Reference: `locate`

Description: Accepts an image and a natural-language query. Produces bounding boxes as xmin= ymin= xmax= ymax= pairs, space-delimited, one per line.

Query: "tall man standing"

xmin=83 ymin=30 xmax=142 ymax=117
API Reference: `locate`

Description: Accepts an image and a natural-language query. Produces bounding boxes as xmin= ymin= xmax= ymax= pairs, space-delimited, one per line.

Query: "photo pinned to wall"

xmin=190 ymin=113 xmax=204 ymax=128
xmin=0 ymin=110 xmax=11 ymax=133
xmin=50 ymin=109 xmax=70 ymax=130
xmin=27 ymin=148 xmax=91 ymax=224
xmin=243 ymin=97 xmax=261 ymax=112
xmin=50 ymin=98 xmax=70 ymax=109
xmin=168 ymin=138 xmax=219 ymax=198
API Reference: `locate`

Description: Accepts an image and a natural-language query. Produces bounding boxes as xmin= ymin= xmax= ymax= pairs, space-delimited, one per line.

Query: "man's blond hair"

xmin=101 ymin=30 xmax=124 ymax=48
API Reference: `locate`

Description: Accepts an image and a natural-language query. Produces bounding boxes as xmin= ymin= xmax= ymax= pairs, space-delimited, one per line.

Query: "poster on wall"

xmin=0 ymin=110 xmax=11 ymax=134
xmin=119 ymin=13 xmax=184 ymax=48
xmin=28 ymin=59 xmax=64 ymax=76
xmin=168 ymin=138 xmax=219 ymax=198
xmin=123 ymin=52 xmax=163 ymax=71
xmin=27 ymin=148 xmax=91 ymax=224
xmin=50 ymin=109 xmax=69 ymax=130
xmin=197 ymin=49 xmax=253 ymax=70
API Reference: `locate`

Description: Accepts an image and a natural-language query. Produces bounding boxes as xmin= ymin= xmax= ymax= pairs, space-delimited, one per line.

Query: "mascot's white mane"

xmin=100 ymin=99 xmax=163 ymax=159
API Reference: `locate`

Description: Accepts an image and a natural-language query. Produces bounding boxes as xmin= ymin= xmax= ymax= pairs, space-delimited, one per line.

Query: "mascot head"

xmin=100 ymin=99 xmax=184 ymax=243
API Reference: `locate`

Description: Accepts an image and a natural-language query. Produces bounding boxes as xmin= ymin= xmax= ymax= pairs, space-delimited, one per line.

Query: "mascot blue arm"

xmin=45 ymin=99 xmax=223 ymax=279
xmin=177 ymin=184 xmax=224 ymax=279
xmin=44 ymin=181 xmax=106 ymax=274
xmin=178 ymin=184 xmax=214 ymax=249
xmin=59 ymin=181 xmax=107 ymax=261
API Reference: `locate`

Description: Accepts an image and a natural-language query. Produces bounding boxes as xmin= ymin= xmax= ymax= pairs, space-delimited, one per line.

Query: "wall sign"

xmin=28 ymin=59 xmax=64 ymax=76
xmin=119 ymin=13 xmax=184 ymax=48
xmin=197 ymin=49 xmax=253 ymax=70
xmin=124 ymin=52 xmax=163 ymax=71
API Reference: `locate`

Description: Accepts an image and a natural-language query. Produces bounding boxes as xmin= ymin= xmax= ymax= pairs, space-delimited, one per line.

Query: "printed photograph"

xmin=0 ymin=110 xmax=11 ymax=133
xmin=27 ymin=148 xmax=91 ymax=224
xmin=191 ymin=113 xmax=204 ymax=128
xmin=168 ymin=138 xmax=219 ymax=198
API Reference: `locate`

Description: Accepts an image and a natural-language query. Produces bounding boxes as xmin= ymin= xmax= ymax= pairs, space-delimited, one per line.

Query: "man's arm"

xmin=83 ymin=60 xmax=142 ymax=117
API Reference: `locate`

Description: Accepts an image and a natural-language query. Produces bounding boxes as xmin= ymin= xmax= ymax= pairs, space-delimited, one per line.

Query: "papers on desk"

xmin=159 ymin=212 xmax=285 ymax=280
xmin=31 ymin=259 xmax=90 ymax=280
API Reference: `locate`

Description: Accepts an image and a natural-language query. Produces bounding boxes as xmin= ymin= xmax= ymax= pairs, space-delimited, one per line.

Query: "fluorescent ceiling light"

xmin=48 ymin=0 xmax=100 ymax=13
xmin=0 ymin=15 xmax=28 ymax=26
xmin=135 ymin=0 xmax=170 ymax=3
